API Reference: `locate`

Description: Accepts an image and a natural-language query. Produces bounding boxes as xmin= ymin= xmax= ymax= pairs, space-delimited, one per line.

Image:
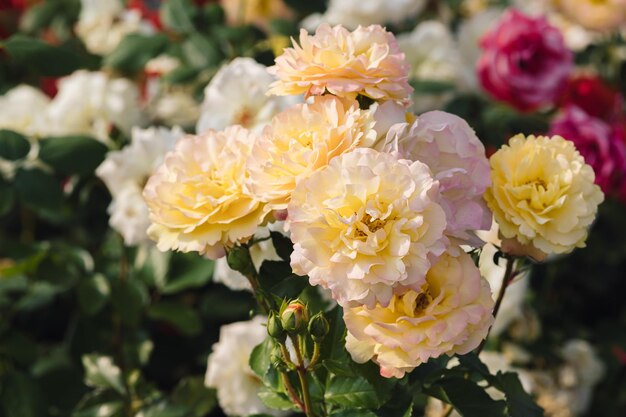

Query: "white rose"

xmin=108 ymin=184 xmax=152 ymax=246
xmin=0 ymin=85 xmax=51 ymax=137
xmin=301 ymin=0 xmax=426 ymax=30
xmin=148 ymin=88 xmax=200 ymax=128
xmin=205 ymin=317 xmax=285 ymax=417
xmin=196 ymin=57 xmax=296 ymax=134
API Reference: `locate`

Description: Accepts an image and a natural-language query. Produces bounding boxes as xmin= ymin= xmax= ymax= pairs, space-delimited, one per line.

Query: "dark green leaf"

xmin=0 ymin=176 xmax=15 ymax=216
xmin=170 ymin=377 xmax=217 ymax=417
xmin=38 ymin=135 xmax=108 ymax=175
xmin=73 ymin=402 xmax=124 ymax=417
xmin=410 ymin=79 xmax=456 ymax=94
xmin=496 ymin=372 xmax=544 ymax=417
xmin=111 ymin=278 xmax=148 ymax=327
xmin=147 ymin=302 xmax=203 ymax=337
xmin=160 ymin=0 xmax=196 ymax=33
xmin=0 ymin=371 xmax=45 ymax=417
xmin=270 ymin=231 xmax=293 ymax=262
xmin=14 ymin=167 xmax=63 ymax=211
xmin=324 ymin=375 xmax=380 ymax=409
xmin=161 ymin=256 xmax=213 ymax=294
xmin=257 ymin=388 xmax=298 ymax=410
xmin=81 ymin=355 xmax=126 ymax=395
xmin=4 ymin=35 xmax=93 ymax=76
xmin=77 ymin=274 xmax=111 ymax=316
xmin=431 ymin=378 xmax=507 ymax=417
xmin=249 ymin=337 xmax=272 ymax=377
xmin=182 ymin=33 xmax=222 ymax=68
xmin=15 ymin=282 xmax=58 ymax=311
xmin=329 ymin=410 xmax=378 ymax=417
xmin=0 ymin=130 xmax=30 ymax=160
xmin=104 ymin=34 xmax=169 ymax=74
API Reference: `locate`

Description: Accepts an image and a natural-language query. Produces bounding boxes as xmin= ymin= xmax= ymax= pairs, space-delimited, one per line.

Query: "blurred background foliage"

xmin=1 ymin=0 xmax=625 ymax=416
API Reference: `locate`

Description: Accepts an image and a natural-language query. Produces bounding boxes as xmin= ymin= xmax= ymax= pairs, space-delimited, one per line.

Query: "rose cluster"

xmin=143 ymin=23 xmax=603 ymax=379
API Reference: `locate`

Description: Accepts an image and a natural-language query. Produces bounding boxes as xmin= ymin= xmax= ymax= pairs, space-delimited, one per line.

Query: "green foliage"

xmin=0 ymin=129 xmax=30 ymax=160
xmin=104 ymin=34 xmax=169 ymax=74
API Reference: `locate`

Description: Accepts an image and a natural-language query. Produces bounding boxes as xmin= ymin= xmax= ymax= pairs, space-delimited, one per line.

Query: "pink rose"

xmin=549 ymin=105 xmax=626 ymax=195
xmin=477 ymin=9 xmax=573 ymax=112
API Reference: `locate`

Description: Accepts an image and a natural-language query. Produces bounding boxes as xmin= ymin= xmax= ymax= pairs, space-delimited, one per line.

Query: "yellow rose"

xmin=554 ymin=0 xmax=626 ymax=32
xmin=246 ymin=95 xmax=376 ymax=212
xmin=484 ymin=134 xmax=603 ymax=257
xmin=220 ymin=0 xmax=293 ymax=30
xmin=143 ymin=126 xmax=266 ymax=259
xmin=268 ymin=24 xmax=413 ymax=105
xmin=344 ymin=250 xmax=494 ymax=378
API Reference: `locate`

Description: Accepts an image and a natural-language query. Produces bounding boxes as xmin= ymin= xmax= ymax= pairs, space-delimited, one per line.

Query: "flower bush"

xmin=1 ymin=1 xmax=625 ymax=417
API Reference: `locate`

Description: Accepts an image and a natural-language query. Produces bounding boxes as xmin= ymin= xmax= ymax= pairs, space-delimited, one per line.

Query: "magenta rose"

xmin=477 ymin=9 xmax=573 ymax=112
xmin=549 ymin=105 xmax=626 ymax=194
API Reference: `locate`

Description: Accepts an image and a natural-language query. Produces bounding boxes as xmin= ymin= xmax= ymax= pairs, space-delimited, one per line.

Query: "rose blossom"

xmin=143 ymin=126 xmax=266 ymax=259
xmin=477 ymin=9 xmax=573 ymax=112
xmin=484 ymin=134 xmax=604 ymax=257
xmin=268 ymin=24 xmax=413 ymax=105
xmin=344 ymin=249 xmax=494 ymax=378
xmin=287 ymin=148 xmax=447 ymax=308
xmin=549 ymin=105 xmax=626 ymax=194
xmin=375 ymin=111 xmax=492 ymax=244
xmin=559 ymin=74 xmax=622 ymax=121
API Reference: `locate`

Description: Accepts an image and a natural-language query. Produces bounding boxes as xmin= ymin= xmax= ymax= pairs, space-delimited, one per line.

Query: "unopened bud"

xmin=267 ymin=312 xmax=286 ymax=342
xmin=270 ymin=346 xmax=289 ymax=372
xmin=227 ymin=245 xmax=255 ymax=276
xmin=308 ymin=313 xmax=330 ymax=343
xmin=280 ymin=300 xmax=309 ymax=334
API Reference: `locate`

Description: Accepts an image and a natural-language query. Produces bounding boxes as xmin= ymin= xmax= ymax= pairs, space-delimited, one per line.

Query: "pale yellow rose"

xmin=554 ymin=0 xmax=626 ymax=32
xmin=220 ymin=0 xmax=293 ymax=30
xmin=268 ymin=24 xmax=413 ymax=105
xmin=484 ymin=134 xmax=603 ymax=257
xmin=287 ymin=148 xmax=448 ymax=308
xmin=143 ymin=126 xmax=266 ymax=259
xmin=246 ymin=95 xmax=376 ymax=212
xmin=344 ymin=249 xmax=494 ymax=378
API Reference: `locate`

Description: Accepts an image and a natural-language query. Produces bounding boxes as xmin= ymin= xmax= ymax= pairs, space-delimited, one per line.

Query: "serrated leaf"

xmin=324 ymin=375 xmax=380 ymax=409
xmin=0 ymin=130 xmax=30 ymax=160
xmin=81 ymin=355 xmax=126 ymax=395
xmin=257 ymin=388 xmax=298 ymax=411
xmin=38 ymin=135 xmax=108 ymax=175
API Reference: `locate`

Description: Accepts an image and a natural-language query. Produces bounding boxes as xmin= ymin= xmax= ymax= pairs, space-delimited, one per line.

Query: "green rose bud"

xmin=280 ymin=300 xmax=309 ymax=334
xmin=226 ymin=245 xmax=255 ymax=276
xmin=308 ymin=312 xmax=330 ymax=343
xmin=270 ymin=346 xmax=289 ymax=373
xmin=267 ymin=311 xmax=286 ymax=342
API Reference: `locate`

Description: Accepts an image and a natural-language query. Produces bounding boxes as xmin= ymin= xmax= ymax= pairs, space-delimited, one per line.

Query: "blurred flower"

xmin=205 ymin=316 xmax=284 ymax=417
xmin=196 ymin=58 xmax=295 ymax=134
xmin=97 ymin=126 xmax=184 ymax=245
xmin=213 ymin=223 xmax=284 ymax=291
xmin=45 ymin=70 xmax=145 ymax=142
xmin=148 ymin=87 xmax=200 ymax=128
xmin=344 ymin=250 xmax=494 ymax=378
xmin=375 ymin=111 xmax=492 ymax=244
xmin=301 ymin=0 xmax=426 ymax=31
xmin=484 ymin=134 xmax=604 ymax=258
xmin=0 ymin=85 xmax=51 ymax=136
xmin=397 ymin=21 xmax=462 ymax=112
xmin=75 ymin=0 xmax=155 ymax=55
xmin=144 ymin=126 xmax=266 ymax=259
xmin=247 ymin=95 xmax=376 ymax=212
xmin=549 ymin=105 xmax=626 ymax=194
xmin=220 ymin=0 xmax=292 ymax=30
xmin=288 ymin=148 xmax=447 ymax=308
xmin=553 ymin=0 xmax=626 ymax=32
xmin=477 ymin=9 xmax=573 ymax=112
xmin=268 ymin=24 xmax=412 ymax=105
xmin=559 ymin=75 xmax=623 ymax=121
xmin=457 ymin=8 xmax=503 ymax=90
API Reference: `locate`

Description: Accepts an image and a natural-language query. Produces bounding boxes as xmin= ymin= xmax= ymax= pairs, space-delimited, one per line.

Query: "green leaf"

xmin=77 ymin=274 xmax=111 ymax=316
xmin=259 ymin=260 xmax=307 ymax=300
xmin=160 ymin=0 xmax=197 ymax=33
xmin=324 ymin=375 xmax=380 ymax=409
xmin=257 ymin=388 xmax=298 ymax=411
xmin=0 ymin=176 xmax=15 ymax=216
xmin=162 ymin=256 xmax=213 ymax=294
xmin=111 ymin=278 xmax=148 ymax=327
xmin=138 ymin=402 xmax=189 ymax=417
xmin=249 ymin=337 xmax=272 ymax=377
xmin=0 ymin=130 xmax=30 ymax=160
xmin=81 ymin=355 xmax=126 ymax=395
xmin=270 ymin=231 xmax=293 ymax=262
xmin=38 ymin=135 xmax=108 ymax=175
xmin=4 ymin=35 xmax=93 ymax=76
xmin=170 ymin=377 xmax=217 ymax=417
xmin=13 ymin=167 xmax=63 ymax=211
xmin=496 ymin=372 xmax=544 ymax=417
xmin=73 ymin=402 xmax=124 ymax=417
xmin=15 ymin=282 xmax=58 ymax=311
xmin=182 ymin=33 xmax=222 ymax=69
xmin=104 ymin=33 xmax=169 ymax=74
xmin=0 ymin=371 xmax=45 ymax=417
xmin=410 ymin=79 xmax=456 ymax=94
xmin=429 ymin=378 xmax=507 ymax=417
xmin=147 ymin=302 xmax=203 ymax=337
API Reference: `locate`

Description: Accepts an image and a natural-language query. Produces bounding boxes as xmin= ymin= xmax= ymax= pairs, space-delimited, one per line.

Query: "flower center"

xmin=234 ymin=107 xmax=254 ymax=127
xmin=354 ymin=213 xmax=388 ymax=239
xmin=414 ymin=288 xmax=432 ymax=315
